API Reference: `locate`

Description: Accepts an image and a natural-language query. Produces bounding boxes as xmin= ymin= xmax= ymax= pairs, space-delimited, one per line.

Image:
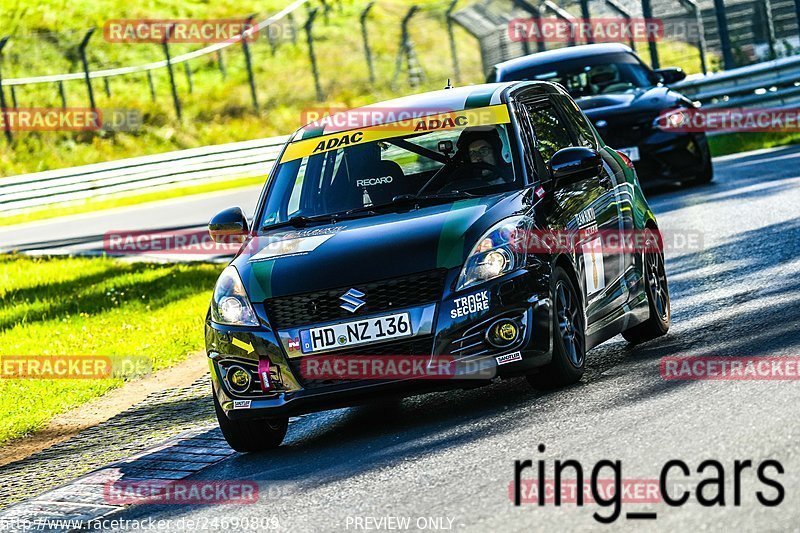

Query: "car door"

xmin=554 ymin=94 xmax=635 ymax=311
xmin=518 ymin=94 xmax=625 ymax=325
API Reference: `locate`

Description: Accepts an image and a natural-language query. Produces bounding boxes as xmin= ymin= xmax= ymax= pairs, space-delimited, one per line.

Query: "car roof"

xmin=290 ymin=81 xmax=562 ymax=140
xmin=493 ymin=43 xmax=634 ymax=74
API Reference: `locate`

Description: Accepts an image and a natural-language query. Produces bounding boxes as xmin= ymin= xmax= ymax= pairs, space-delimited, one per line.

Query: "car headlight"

xmin=211 ymin=265 xmax=259 ymax=326
xmin=457 ymin=216 xmax=531 ymax=291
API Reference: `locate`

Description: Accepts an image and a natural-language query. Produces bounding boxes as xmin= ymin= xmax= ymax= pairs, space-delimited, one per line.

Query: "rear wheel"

xmin=214 ymin=393 xmax=288 ymax=452
xmin=693 ymin=137 xmax=713 ymax=184
xmin=694 ymin=155 xmax=713 ymax=184
xmin=527 ymin=266 xmax=585 ymax=389
xmin=622 ymin=231 xmax=670 ymax=344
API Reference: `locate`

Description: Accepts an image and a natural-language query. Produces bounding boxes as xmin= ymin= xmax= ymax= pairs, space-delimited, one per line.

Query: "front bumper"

xmin=605 ymin=127 xmax=709 ymax=183
xmin=206 ymin=268 xmax=552 ymax=420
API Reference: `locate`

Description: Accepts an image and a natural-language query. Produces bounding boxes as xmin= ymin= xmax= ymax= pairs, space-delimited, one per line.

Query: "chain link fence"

xmin=451 ymin=0 xmax=800 ymax=77
xmin=0 ymin=0 xmax=482 ymax=146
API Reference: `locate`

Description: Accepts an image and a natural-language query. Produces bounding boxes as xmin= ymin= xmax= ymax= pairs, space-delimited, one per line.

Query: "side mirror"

xmin=655 ymin=67 xmax=686 ymax=85
xmin=208 ymin=207 xmax=250 ymax=243
xmin=549 ymin=147 xmax=602 ymax=182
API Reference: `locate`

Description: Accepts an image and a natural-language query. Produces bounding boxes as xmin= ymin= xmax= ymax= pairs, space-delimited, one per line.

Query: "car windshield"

xmin=503 ymin=52 xmax=660 ymax=99
xmin=259 ymin=113 xmax=519 ymax=229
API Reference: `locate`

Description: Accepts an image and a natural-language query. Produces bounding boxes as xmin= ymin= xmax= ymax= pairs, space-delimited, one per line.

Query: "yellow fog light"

xmin=498 ymin=322 xmax=517 ymax=341
xmin=227 ymin=365 xmax=251 ymax=393
xmin=487 ymin=319 xmax=519 ymax=348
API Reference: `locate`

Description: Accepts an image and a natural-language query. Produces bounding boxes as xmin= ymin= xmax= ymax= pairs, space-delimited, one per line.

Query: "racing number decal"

xmin=280 ymin=105 xmax=512 ymax=163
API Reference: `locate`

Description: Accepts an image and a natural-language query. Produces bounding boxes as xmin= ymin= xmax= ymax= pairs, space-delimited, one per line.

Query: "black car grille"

xmin=289 ymin=336 xmax=435 ymax=389
xmin=595 ymin=111 xmax=659 ymax=148
xmin=264 ymin=269 xmax=447 ymax=330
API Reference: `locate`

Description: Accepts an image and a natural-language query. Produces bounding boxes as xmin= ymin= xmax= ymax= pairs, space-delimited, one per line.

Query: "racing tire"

xmin=694 ymin=155 xmax=714 ymax=184
xmin=622 ymin=231 xmax=671 ymax=344
xmin=692 ymin=137 xmax=714 ymax=184
xmin=214 ymin=393 xmax=288 ymax=452
xmin=527 ymin=266 xmax=586 ymax=389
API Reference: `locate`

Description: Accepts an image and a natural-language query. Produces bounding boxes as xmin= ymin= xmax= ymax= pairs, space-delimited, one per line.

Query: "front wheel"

xmin=622 ymin=232 xmax=670 ymax=344
xmin=214 ymin=393 xmax=288 ymax=452
xmin=527 ymin=266 xmax=586 ymax=389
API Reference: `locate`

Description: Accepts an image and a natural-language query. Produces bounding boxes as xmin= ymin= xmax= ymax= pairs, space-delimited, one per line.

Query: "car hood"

xmin=576 ymin=86 xmax=691 ymax=122
xmin=233 ymin=192 xmax=527 ymax=301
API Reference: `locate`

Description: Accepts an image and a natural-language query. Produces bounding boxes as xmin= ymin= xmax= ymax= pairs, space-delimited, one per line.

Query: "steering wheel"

xmin=436 ymin=162 xmax=503 ymax=193
xmin=600 ymin=82 xmax=633 ymax=94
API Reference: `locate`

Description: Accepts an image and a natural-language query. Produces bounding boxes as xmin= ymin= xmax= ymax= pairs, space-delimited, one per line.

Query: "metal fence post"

xmin=0 ymin=37 xmax=11 ymax=143
xmin=393 ymin=6 xmax=421 ymax=89
xmin=146 ymin=70 xmax=156 ymax=101
xmin=605 ymin=0 xmax=635 ymax=51
xmin=78 ymin=29 xmax=96 ymax=111
xmin=242 ymin=15 xmax=259 ymax=111
xmin=580 ymin=0 xmax=594 ymax=44
xmin=184 ymin=62 xmax=194 ymax=94
xmin=217 ymin=50 xmax=227 ymax=79
xmin=795 ymin=0 xmax=800 ymax=42
xmin=760 ymin=0 xmax=778 ymax=59
xmin=446 ymin=0 xmax=462 ymax=84
xmin=305 ymin=8 xmax=323 ymax=101
xmin=103 ymin=77 xmax=111 ymax=97
xmin=58 ymin=81 xmax=67 ymax=108
xmin=641 ymin=0 xmax=659 ymax=68
xmin=542 ymin=1 xmax=576 ymax=47
xmin=161 ymin=26 xmax=182 ymax=120
xmin=360 ymin=2 xmax=376 ymax=84
xmin=713 ymin=0 xmax=736 ymax=69
xmin=677 ymin=0 xmax=708 ymax=74
xmin=512 ymin=0 xmax=546 ymax=53
xmin=10 ymin=87 xmax=16 ymax=108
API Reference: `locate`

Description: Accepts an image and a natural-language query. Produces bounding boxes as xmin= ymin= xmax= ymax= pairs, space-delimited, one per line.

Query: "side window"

xmin=556 ymin=95 xmax=597 ymax=148
xmin=524 ymin=100 xmax=573 ymax=164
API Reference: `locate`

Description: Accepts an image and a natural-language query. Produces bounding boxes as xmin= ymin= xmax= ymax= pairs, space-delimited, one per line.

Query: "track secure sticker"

xmin=496 ymin=351 xmax=523 ymax=365
xmin=280 ymin=105 xmax=511 ymax=163
xmin=450 ymin=290 xmax=490 ymax=319
xmin=233 ymin=400 xmax=252 ymax=409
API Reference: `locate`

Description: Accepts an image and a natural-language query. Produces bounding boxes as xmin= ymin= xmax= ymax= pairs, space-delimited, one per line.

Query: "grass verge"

xmin=0 ymin=255 xmax=221 ymax=446
xmin=708 ymin=131 xmax=800 ymax=157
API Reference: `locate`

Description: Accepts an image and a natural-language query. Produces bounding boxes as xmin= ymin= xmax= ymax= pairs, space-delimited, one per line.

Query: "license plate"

xmin=300 ymin=313 xmax=412 ymax=353
xmin=618 ymin=146 xmax=640 ymax=161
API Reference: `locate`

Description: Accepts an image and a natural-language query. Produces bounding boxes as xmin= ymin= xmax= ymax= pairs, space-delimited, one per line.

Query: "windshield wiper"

xmin=260 ymin=214 xmax=336 ymax=231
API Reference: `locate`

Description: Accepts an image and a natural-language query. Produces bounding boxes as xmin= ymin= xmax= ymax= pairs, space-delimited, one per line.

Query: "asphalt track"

xmin=5 ymin=146 xmax=800 ymax=531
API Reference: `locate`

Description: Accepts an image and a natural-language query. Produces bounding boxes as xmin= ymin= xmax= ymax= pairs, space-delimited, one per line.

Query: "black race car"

xmin=489 ymin=43 xmax=713 ymax=185
xmin=205 ymin=81 xmax=671 ymax=451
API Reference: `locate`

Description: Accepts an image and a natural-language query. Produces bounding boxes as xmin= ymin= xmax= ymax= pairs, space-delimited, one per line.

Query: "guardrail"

xmin=673 ymin=55 xmax=800 ymax=109
xmin=0 ymin=135 xmax=287 ymax=215
xmin=4 ymin=54 xmax=800 ymax=216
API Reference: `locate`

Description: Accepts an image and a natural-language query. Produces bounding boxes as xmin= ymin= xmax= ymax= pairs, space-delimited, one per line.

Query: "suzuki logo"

xmin=339 ymin=288 xmax=366 ymax=313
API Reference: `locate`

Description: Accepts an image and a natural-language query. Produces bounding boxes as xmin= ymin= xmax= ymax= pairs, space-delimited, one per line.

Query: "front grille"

xmin=289 ymin=336 xmax=435 ymax=389
xmin=264 ymin=269 xmax=447 ymax=329
xmin=597 ymin=112 xmax=658 ymax=148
